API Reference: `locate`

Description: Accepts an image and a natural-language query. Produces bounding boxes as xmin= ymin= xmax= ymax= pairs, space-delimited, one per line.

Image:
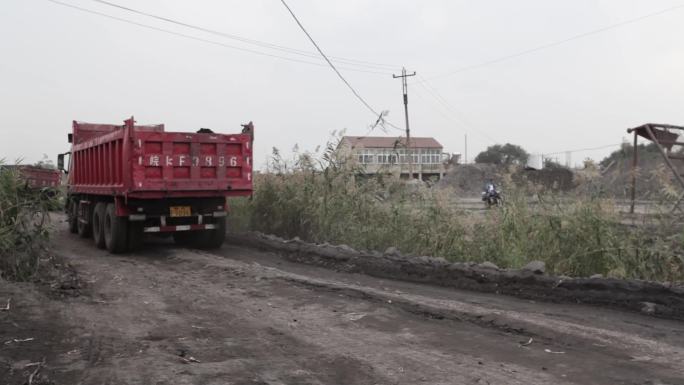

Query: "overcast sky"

xmin=2 ymin=0 xmax=683 ymax=168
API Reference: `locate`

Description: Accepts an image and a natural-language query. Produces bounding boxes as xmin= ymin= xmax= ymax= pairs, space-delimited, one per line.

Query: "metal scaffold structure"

xmin=626 ymin=123 xmax=684 ymax=214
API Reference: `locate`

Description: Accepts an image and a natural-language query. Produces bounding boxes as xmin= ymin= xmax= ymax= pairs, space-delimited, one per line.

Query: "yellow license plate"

xmin=170 ymin=206 xmax=191 ymax=217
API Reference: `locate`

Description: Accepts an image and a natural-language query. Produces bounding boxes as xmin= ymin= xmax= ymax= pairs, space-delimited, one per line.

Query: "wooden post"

xmin=630 ymin=130 xmax=637 ymax=214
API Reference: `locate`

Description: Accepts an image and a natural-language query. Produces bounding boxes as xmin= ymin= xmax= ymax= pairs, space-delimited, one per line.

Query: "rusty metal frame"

xmin=626 ymin=123 xmax=684 ymax=214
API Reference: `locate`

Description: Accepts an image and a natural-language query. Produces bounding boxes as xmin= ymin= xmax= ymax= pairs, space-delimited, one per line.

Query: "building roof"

xmin=341 ymin=136 xmax=442 ymax=149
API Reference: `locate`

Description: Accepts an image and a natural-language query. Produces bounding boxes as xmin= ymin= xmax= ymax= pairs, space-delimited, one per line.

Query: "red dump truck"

xmin=1 ymin=165 xmax=61 ymax=190
xmin=57 ymin=117 xmax=254 ymax=253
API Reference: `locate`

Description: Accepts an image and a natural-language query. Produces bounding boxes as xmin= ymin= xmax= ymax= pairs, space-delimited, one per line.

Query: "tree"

xmin=543 ymin=158 xmax=566 ymax=169
xmin=598 ymin=142 xmax=659 ymax=168
xmin=34 ymin=154 xmax=56 ymax=170
xmin=474 ymin=143 xmax=529 ymax=165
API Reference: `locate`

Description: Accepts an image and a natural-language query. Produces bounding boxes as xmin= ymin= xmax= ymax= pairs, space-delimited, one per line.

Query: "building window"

xmin=397 ymin=150 xmax=406 ymax=164
xmin=357 ymin=149 xmax=375 ymax=164
xmin=362 ymin=149 xmax=374 ymax=164
xmin=352 ymin=141 xmax=441 ymax=167
xmin=377 ymin=152 xmax=388 ymax=164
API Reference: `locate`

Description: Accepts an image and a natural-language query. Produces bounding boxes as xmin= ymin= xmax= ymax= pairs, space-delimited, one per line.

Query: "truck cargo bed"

xmin=68 ymin=118 xmax=253 ymax=198
xmin=1 ymin=165 xmax=61 ymax=189
xmin=61 ymin=117 xmax=254 ymax=253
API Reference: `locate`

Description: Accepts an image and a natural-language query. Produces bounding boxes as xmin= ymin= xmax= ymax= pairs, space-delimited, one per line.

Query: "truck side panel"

xmin=70 ymin=128 xmax=125 ymax=190
xmin=22 ymin=167 xmax=61 ymax=188
xmin=2 ymin=165 xmax=61 ymax=188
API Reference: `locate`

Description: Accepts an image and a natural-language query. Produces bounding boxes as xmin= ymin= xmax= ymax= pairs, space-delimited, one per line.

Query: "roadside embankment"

xmin=227 ymin=232 xmax=684 ymax=320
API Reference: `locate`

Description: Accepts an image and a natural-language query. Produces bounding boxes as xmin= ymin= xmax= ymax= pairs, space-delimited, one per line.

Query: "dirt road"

xmin=2 ymin=220 xmax=683 ymax=385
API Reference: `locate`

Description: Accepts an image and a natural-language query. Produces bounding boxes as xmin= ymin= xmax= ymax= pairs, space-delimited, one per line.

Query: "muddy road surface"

xmin=1 ymin=220 xmax=683 ymax=385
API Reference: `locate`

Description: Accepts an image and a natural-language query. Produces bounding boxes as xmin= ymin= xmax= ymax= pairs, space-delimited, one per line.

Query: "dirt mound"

xmin=514 ymin=167 xmax=575 ymax=191
xmin=228 ymin=232 xmax=684 ymax=320
xmin=439 ymin=164 xmax=507 ymax=195
xmin=442 ymin=152 xmax=683 ymax=199
xmin=440 ymin=164 xmax=576 ymax=195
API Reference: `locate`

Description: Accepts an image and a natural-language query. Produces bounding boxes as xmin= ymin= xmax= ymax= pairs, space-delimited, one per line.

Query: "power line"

xmin=415 ymin=74 xmax=499 ymax=144
xmin=414 ymin=76 xmax=623 ymax=156
xmin=87 ymin=0 xmax=400 ymax=72
xmin=425 ymin=3 xmax=684 ymax=80
xmin=410 ymin=83 xmax=481 ymax=149
xmin=411 ymin=82 xmax=475 ymax=137
xmin=542 ymin=143 xmax=623 ymax=156
xmin=415 ymin=75 xmax=621 ymax=154
xmin=45 ymin=0 xmax=390 ymax=75
xmin=411 ymin=81 xmax=623 ymax=161
xmin=278 ymin=0 xmax=402 ymax=131
xmin=416 ymin=76 xmax=497 ymax=143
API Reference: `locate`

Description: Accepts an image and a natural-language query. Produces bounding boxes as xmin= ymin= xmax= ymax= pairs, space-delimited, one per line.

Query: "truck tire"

xmin=92 ymin=202 xmax=107 ymax=249
xmin=77 ymin=201 xmax=92 ymax=238
xmin=68 ymin=200 xmax=78 ymax=234
xmin=172 ymin=231 xmax=194 ymax=247
xmin=104 ymin=203 xmax=128 ymax=254
xmin=200 ymin=217 xmax=226 ymax=249
xmin=127 ymin=222 xmax=144 ymax=252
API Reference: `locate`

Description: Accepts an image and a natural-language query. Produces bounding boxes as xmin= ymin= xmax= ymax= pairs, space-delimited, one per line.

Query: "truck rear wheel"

xmin=172 ymin=231 xmax=194 ymax=247
xmin=91 ymin=202 xmax=107 ymax=249
xmin=199 ymin=217 xmax=226 ymax=249
xmin=127 ymin=222 xmax=144 ymax=252
xmin=104 ymin=203 xmax=128 ymax=254
xmin=68 ymin=200 xmax=78 ymax=234
xmin=77 ymin=201 xmax=92 ymax=238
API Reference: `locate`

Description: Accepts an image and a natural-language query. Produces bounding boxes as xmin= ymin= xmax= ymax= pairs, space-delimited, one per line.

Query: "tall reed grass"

xmin=229 ymin=137 xmax=684 ymax=282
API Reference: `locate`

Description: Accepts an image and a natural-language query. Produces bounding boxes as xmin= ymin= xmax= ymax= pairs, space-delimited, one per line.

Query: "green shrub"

xmin=0 ymin=164 xmax=57 ymax=280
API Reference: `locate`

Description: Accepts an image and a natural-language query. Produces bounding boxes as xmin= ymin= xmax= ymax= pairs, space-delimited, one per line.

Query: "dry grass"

xmin=229 ymin=137 xmax=684 ymax=282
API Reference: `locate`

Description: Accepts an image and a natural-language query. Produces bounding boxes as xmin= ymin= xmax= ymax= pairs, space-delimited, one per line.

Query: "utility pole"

xmin=630 ymin=130 xmax=638 ymax=214
xmin=464 ymin=134 xmax=468 ymax=164
xmin=393 ymin=67 xmax=416 ymax=178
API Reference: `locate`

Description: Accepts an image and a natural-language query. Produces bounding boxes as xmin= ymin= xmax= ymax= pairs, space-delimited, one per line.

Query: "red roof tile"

xmin=341 ymin=136 xmax=442 ymax=149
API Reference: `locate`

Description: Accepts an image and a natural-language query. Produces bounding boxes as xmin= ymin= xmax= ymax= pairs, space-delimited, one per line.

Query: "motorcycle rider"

xmin=484 ymin=179 xmax=497 ymax=197
xmin=482 ymin=179 xmax=501 ymax=206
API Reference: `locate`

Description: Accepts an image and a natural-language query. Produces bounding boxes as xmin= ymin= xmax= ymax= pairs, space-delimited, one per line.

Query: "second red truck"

xmin=58 ymin=117 xmax=254 ymax=253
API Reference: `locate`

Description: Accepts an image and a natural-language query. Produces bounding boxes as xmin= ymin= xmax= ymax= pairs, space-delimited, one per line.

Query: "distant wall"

xmin=514 ymin=168 xmax=575 ymax=191
xmin=439 ymin=163 xmax=576 ymax=195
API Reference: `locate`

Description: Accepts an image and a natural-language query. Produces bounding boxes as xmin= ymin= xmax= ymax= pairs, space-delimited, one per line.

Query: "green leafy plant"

xmin=0 ymin=163 xmax=58 ymax=280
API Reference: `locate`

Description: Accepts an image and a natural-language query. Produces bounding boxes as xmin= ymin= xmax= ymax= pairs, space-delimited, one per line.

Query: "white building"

xmin=338 ymin=136 xmax=446 ymax=180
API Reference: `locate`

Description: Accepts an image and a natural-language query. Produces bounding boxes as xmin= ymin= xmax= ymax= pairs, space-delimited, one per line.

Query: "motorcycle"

xmin=481 ymin=188 xmax=503 ymax=208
